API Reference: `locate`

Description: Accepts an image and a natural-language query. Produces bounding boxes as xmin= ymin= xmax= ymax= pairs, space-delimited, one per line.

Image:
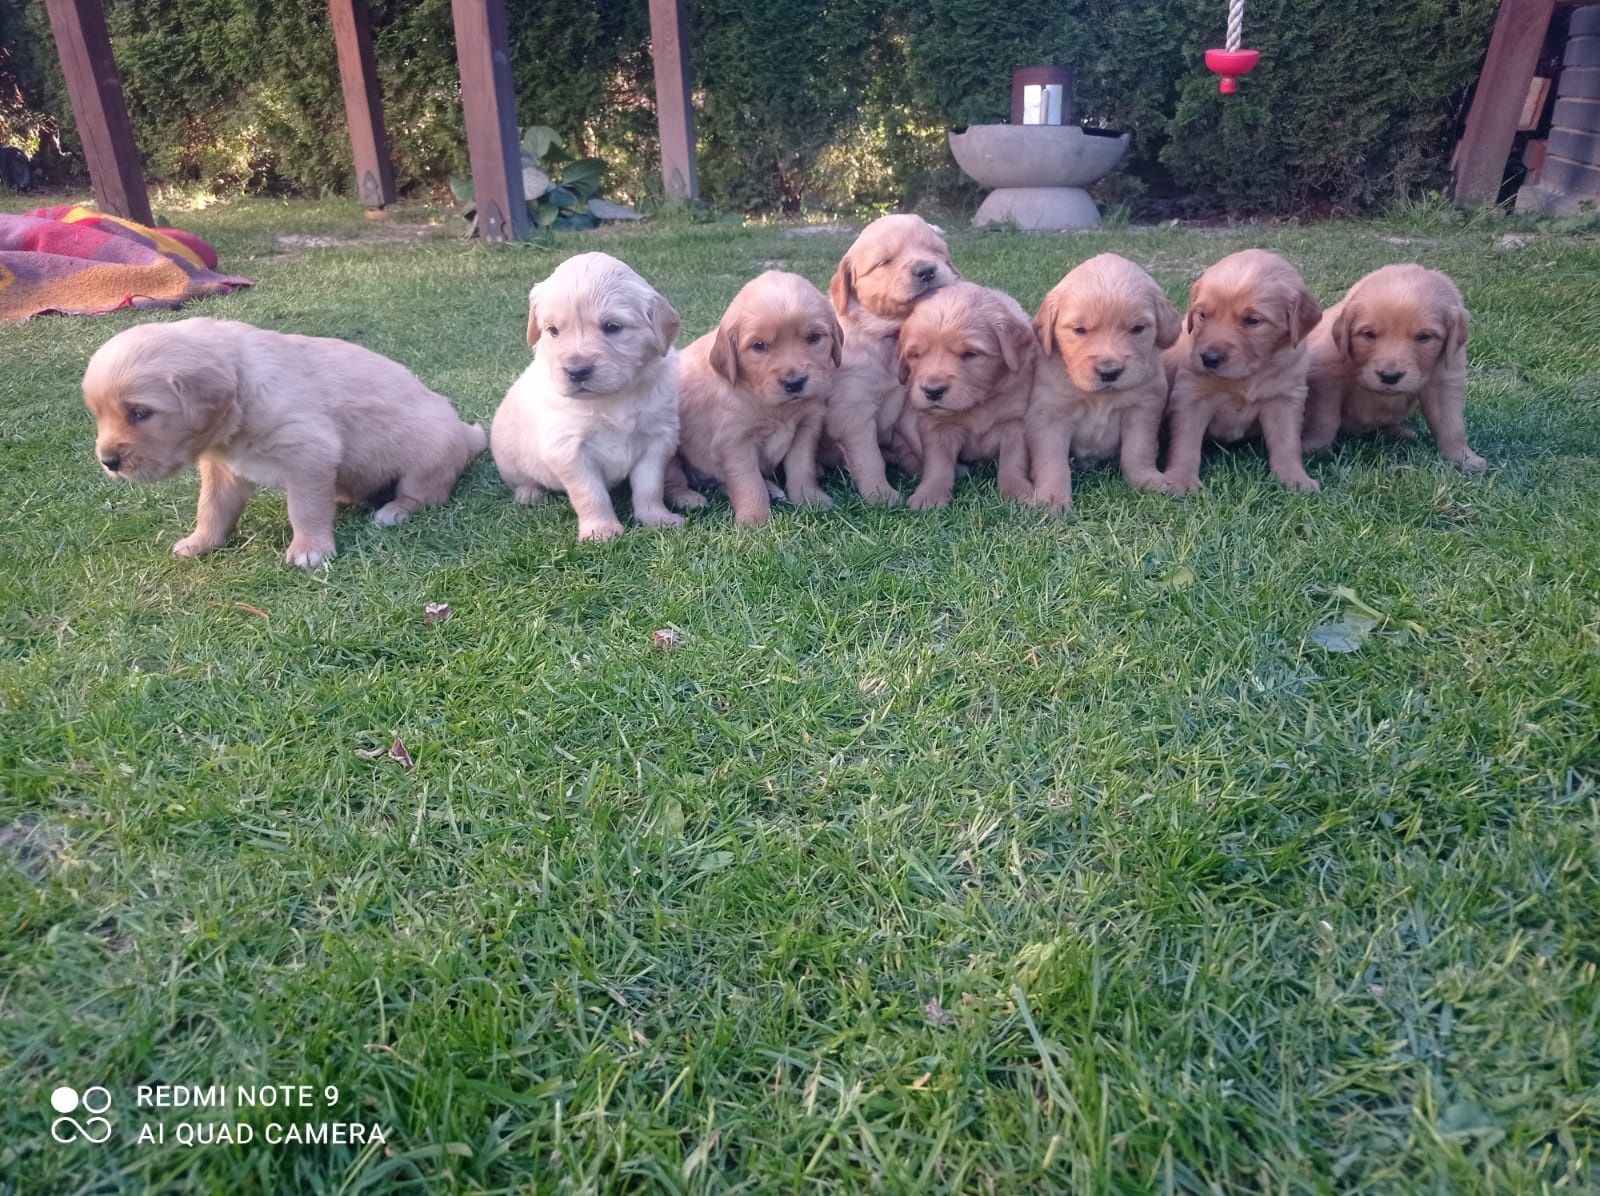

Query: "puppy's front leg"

xmin=833 ymin=417 xmax=901 ymax=506
xmin=174 ymin=457 xmax=257 ymax=557
xmin=628 ymin=444 xmax=685 ymax=530
xmin=1161 ymin=395 xmax=1209 ymax=494
xmin=907 ymin=427 xmax=960 ymax=510
xmin=1258 ymin=397 xmax=1321 ymax=493
xmin=1301 ymin=372 xmax=1344 ymax=454
xmin=662 ymin=457 xmax=707 ymax=511
xmin=557 ymin=461 xmax=626 ymax=541
xmin=995 ymin=422 xmax=1033 ymax=504
xmin=1119 ymin=402 xmax=1177 ymax=494
xmin=1420 ymin=387 xmax=1486 ymax=471
xmin=781 ymin=411 xmax=832 ymax=510
xmin=284 ymin=468 xmax=340 ymax=566
xmin=1025 ymin=413 xmax=1074 ymax=513
xmin=720 ymin=443 xmax=773 ymax=527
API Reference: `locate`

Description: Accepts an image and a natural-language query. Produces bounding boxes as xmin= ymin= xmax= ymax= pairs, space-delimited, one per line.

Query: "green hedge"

xmin=0 ymin=0 xmax=1497 ymax=214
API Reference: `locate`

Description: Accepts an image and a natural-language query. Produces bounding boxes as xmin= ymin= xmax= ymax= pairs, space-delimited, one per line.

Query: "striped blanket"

xmin=0 ymin=205 xmax=251 ymax=322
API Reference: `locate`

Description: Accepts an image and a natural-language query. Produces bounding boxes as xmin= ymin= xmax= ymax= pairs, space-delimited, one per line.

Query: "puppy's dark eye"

xmin=126 ymin=406 xmax=152 ymax=423
xmin=601 ymin=321 xmax=623 ymax=335
xmin=1414 ymin=332 xmax=1434 ymax=343
xmin=960 ymin=350 xmax=979 ymax=361
xmin=750 ymin=341 xmax=768 ymax=353
xmin=1242 ymin=315 xmax=1263 ymax=327
xmin=1362 ymin=330 xmax=1378 ymax=341
xmin=1195 ymin=311 xmax=1208 ymax=322
xmin=1130 ymin=324 xmax=1147 ymax=335
xmin=1072 ymin=327 xmax=1088 ymax=337
xmin=806 ymin=331 xmax=824 ymax=345
xmin=906 ymin=349 xmax=921 ymax=361
xmin=545 ymin=325 xmax=560 ymax=338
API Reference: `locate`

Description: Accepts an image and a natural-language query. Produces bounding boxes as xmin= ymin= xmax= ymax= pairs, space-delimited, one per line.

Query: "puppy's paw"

xmin=513 ymin=484 xmax=547 ymax=506
xmin=372 ymin=502 xmax=411 ymax=527
xmin=670 ymin=489 xmax=708 ymax=510
xmin=1033 ymin=491 xmax=1074 ymax=516
xmin=1278 ymin=472 xmax=1322 ymax=494
xmin=578 ymin=519 xmax=626 ymax=542
xmin=1455 ymin=451 xmax=1488 ymax=473
xmin=860 ymin=482 xmax=903 ymax=507
xmin=286 ymin=537 xmax=337 ymax=567
xmin=734 ymin=507 xmax=772 ymax=528
xmin=1163 ymin=474 xmax=1202 ymax=496
xmin=906 ymin=488 xmax=950 ymax=511
xmin=787 ymin=486 xmax=834 ymax=511
xmin=172 ymin=534 xmax=222 ymax=558
xmin=998 ymin=478 xmax=1034 ymax=504
xmin=764 ymin=479 xmax=789 ymax=504
xmin=636 ymin=509 xmax=685 ymax=530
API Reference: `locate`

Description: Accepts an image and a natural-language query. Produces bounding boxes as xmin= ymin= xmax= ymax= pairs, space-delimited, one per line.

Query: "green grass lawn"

xmin=2 ymin=197 xmax=1598 ymax=1193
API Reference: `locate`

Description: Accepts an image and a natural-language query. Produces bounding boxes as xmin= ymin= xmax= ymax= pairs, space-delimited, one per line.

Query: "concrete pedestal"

xmin=948 ymin=124 xmax=1129 ymax=231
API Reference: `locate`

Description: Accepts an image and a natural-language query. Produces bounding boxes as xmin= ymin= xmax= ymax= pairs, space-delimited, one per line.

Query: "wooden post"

xmin=43 ymin=0 xmax=152 ymax=226
xmin=329 ymin=0 xmax=397 ymax=208
xmin=1451 ymin=0 xmax=1556 ymax=205
xmin=450 ymin=0 xmax=528 ymax=241
xmin=648 ymin=0 xmax=699 ymax=200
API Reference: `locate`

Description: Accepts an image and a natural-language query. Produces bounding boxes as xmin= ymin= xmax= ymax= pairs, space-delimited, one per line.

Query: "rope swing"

xmin=1205 ymin=0 xmax=1260 ymax=95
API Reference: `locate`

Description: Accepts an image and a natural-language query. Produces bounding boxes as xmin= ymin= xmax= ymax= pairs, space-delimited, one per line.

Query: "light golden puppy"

xmin=895 ymin=282 xmax=1038 ymax=510
xmin=1162 ymin=249 xmax=1324 ymax=493
xmin=1027 ymin=253 xmax=1182 ymax=513
xmin=824 ymin=214 xmax=960 ymax=504
xmin=669 ymin=271 xmax=841 ymax=526
xmin=1303 ymin=264 xmax=1482 ymax=470
xmin=84 ymin=317 xmax=486 ymax=567
xmin=492 ymin=252 xmax=687 ymax=542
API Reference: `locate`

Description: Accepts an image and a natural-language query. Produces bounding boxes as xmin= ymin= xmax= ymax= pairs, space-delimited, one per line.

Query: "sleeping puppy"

xmin=824 ymin=214 xmax=960 ymax=504
xmin=83 ymin=317 xmax=486 ymax=567
xmin=1162 ymin=249 xmax=1324 ymax=493
xmin=1027 ymin=253 xmax=1182 ymax=513
xmin=895 ymin=282 xmax=1038 ymax=510
xmin=1303 ymin=264 xmax=1483 ymax=470
xmin=492 ymin=252 xmax=687 ymax=542
xmin=668 ymin=271 xmax=840 ymax=526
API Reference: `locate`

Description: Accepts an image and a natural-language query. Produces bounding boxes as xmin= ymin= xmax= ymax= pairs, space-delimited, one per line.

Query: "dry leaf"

xmin=910 ymin=1071 xmax=932 ymax=1090
xmin=208 ymin=600 xmax=269 ymax=620
xmin=424 ymin=602 xmax=452 ymax=625
xmin=388 ymin=738 xmax=415 ymax=770
xmin=651 ymin=627 xmax=685 ymax=648
xmin=354 ymin=745 xmax=385 ymax=759
xmin=924 ymin=997 xmax=955 ymax=1027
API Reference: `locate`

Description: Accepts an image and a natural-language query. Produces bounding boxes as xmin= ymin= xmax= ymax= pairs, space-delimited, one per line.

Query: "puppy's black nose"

xmin=1096 ymin=365 xmax=1124 ymax=383
xmin=100 ymin=452 xmax=121 ymax=472
xmin=1377 ymin=369 xmax=1405 ymax=385
xmin=565 ymin=363 xmax=595 ymax=384
xmin=922 ymin=382 xmax=948 ymax=402
xmin=1199 ymin=348 xmax=1226 ymax=371
xmin=781 ymin=374 xmax=808 ymax=395
xmin=912 ymin=261 xmax=938 ymax=283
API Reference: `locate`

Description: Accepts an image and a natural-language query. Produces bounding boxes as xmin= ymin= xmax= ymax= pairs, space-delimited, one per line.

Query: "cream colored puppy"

xmin=492 ymin=253 xmax=686 ymax=542
xmin=1303 ymin=264 xmax=1482 ymax=469
xmin=824 ymin=214 xmax=960 ymax=504
xmin=1162 ymin=249 xmax=1324 ymax=493
xmin=83 ymin=317 xmax=486 ymax=567
xmin=669 ymin=271 xmax=841 ymax=526
xmin=1027 ymin=254 xmax=1182 ymax=513
xmin=896 ymin=282 xmax=1038 ymax=510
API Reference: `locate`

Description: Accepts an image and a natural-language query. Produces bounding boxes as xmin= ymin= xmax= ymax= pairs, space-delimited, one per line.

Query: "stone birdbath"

xmin=947 ymin=66 xmax=1129 ymax=230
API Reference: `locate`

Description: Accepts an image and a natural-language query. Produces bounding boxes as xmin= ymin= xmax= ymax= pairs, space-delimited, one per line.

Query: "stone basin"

xmin=948 ymin=123 xmax=1130 ymax=230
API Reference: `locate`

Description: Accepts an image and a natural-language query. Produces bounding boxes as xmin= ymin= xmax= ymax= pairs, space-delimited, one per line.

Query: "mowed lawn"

xmin=2 ymin=198 xmax=1598 ymax=1194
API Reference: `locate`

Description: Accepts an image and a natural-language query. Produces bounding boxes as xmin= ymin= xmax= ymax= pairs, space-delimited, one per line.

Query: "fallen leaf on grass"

xmin=355 ymin=738 xmax=415 ymax=770
xmin=1309 ymin=613 xmax=1379 ymax=653
xmin=1160 ymin=565 xmax=1196 ymax=589
xmin=924 ymin=997 xmax=955 ymax=1027
xmin=424 ymin=602 xmax=452 ymax=625
xmin=208 ymin=601 xmax=269 ymax=621
xmin=652 ymin=627 xmax=686 ymax=648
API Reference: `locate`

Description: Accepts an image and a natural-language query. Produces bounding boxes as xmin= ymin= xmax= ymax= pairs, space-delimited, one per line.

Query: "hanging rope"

xmin=1226 ymin=0 xmax=1244 ymax=52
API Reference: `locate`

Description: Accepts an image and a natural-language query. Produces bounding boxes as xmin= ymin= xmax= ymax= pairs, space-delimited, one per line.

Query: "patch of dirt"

xmin=274 ymin=223 xmax=453 ymax=253
xmin=783 ymin=224 xmax=856 ymax=238
xmin=0 ymin=815 xmax=70 ymax=879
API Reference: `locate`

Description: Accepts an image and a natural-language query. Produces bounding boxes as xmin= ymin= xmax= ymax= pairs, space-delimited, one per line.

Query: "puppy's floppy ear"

xmin=1442 ymin=298 xmax=1470 ymax=360
xmin=647 ymin=292 xmax=682 ymax=356
xmin=708 ymin=319 xmax=740 ymax=385
xmin=1330 ymin=299 xmax=1357 ymax=360
xmin=829 ymin=255 xmax=855 ymax=317
xmin=1151 ymin=284 xmax=1182 ymax=350
xmin=1185 ymin=278 xmax=1204 ymax=335
xmin=1285 ymin=281 xmax=1322 ymax=348
xmin=826 ymin=309 xmax=844 ymax=368
xmin=525 ymin=286 xmax=542 ymax=347
xmin=1034 ymin=290 xmax=1059 ymax=356
xmin=167 ymin=349 xmax=240 ymax=432
xmin=897 ymin=354 xmax=911 ymax=386
xmin=995 ymin=298 xmax=1037 ymax=375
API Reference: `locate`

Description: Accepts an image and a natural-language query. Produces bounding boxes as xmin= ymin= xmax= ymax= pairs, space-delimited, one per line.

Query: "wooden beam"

xmin=450 ymin=0 xmax=528 ymax=242
xmin=1452 ymin=0 xmax=1556 ymax=205
xmin=43 ymin=0 xmax=152 ymax=226
xmin=329 ymin=0 xmax=397 ymax=208
xmin=648 ymin=0 xmax=699 ymax=200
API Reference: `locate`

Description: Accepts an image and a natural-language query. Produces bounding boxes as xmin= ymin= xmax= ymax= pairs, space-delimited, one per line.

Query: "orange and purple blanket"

xmin=0 ymin=205 xmax=251 ymax=322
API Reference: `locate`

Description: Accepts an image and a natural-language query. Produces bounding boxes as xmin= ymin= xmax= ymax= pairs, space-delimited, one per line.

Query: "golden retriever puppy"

xmin=824 ymin=214 xmax=960 ymax=504
xmin=83 ymin=317 xmax=486 ymax=567
xmin=669 ymin=271 xmax=841 ymax=526
xmin=1026 ymin=253 xmax=1182 ymax=513
xmin=1303 ymin=264 xmax=1483 ymax=470
xmin=895 ymin=282 xmax=1038 ymax=510
xmin=492 ymin=252 xmax=687 ymax=542
xmin=1162 ymin=249 xmax=1324 ymax=493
